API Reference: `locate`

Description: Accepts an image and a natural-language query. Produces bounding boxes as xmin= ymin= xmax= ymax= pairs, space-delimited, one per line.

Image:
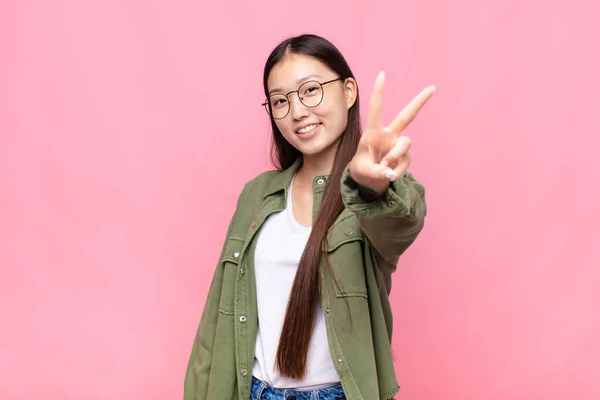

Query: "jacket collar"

xmin=263 ymin=157 xmax=303 ymax=198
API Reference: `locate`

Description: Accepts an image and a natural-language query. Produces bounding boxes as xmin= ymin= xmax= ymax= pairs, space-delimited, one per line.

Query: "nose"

xmin=289 ymin=94 xmax=309 ymax=121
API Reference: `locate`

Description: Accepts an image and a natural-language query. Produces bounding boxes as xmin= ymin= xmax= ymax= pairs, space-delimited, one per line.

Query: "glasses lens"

xmin=298 ymin=81 xmax=323 ymax=107
xmin=268 ymin=94 xmax=289 ymax=119
xmin=265 ymin=81 xmax=325 ymax=119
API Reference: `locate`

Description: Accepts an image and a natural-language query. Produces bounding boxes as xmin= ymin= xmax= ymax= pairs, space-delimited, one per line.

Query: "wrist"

xmin=357 ymin=182 xmax=388 ymax=202
xmin=360 ymin=181 xmax=389 ymax=198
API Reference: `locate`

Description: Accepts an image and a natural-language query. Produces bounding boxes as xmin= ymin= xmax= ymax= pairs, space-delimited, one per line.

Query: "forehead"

xmin=267 ymin=54 xmax=335 ymax=93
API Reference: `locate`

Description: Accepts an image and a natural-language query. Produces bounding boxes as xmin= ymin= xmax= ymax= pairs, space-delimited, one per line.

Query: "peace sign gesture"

xmin=348 ymin=72 xmax=435 ymax=196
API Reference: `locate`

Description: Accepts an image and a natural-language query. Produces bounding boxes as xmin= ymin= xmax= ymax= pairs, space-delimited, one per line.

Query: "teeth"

xmin=297 ymin=124 xmax=319 ymax=134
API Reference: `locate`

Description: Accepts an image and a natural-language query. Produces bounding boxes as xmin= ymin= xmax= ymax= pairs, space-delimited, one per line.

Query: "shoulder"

xmin=229 ymin=167 xmax=286 ymax=216
xmin=243 ymin=169 xmax=280 ymax=191
xmin=237 ymin=169 xmax=280 ymax=201
xmin=221 ymin=168 xmax=282 ymax=238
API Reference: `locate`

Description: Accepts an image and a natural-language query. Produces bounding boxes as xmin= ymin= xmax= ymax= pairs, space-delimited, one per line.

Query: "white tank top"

xmin=252 ymin=176 xmax=340 ymax=390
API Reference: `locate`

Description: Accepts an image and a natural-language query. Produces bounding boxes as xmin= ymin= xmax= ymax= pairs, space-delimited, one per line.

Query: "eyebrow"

xmin=268 ymin=74 xmax=322 ymax=96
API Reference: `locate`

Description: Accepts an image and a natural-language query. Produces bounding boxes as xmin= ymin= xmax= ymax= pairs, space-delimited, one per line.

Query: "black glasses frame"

xmin=261 ymin=77 xmax=345 ymax=120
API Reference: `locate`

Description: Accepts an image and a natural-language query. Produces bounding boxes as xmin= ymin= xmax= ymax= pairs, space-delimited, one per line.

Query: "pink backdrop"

xmin=1 ymin=1 xmax=599 ymax=399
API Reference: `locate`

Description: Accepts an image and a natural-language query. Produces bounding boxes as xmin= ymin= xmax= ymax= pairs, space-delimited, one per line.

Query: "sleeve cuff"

xmin=341 ymin=164 xmax=422 ymax=220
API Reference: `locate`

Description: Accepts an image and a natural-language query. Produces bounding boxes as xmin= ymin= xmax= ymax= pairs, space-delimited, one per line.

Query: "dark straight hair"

xmin=262 ymin=33 xmax=362 ymax=379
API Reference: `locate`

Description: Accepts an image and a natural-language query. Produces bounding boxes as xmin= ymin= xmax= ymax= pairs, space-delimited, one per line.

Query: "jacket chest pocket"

xmin=219 ymin=236 xmax=245 ymax=314
xmin=325 ymin=217 xmax=367 ymax=298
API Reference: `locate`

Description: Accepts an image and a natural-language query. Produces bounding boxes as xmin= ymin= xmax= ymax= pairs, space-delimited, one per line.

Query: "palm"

xmin=349 ymin=72 xmax=435 ymax=192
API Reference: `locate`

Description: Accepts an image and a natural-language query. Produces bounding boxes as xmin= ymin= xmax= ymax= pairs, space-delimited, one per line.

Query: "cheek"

xmin=274 ymin=119 xmax=286 ymax=132
xmin=323 ymin=102 xmax=349 ymax=130
xmin=323 ymin=93 xmax=349 ymax=122
xmin=275 ymin=120 xmax=295 ymax=138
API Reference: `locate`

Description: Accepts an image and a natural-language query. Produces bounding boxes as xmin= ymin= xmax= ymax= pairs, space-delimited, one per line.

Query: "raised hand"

xmin=348 ymin=72 xmax=435 ymax=196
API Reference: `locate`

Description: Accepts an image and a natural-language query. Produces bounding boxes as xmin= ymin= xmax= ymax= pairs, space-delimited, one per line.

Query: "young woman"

xmin=184 ymin=34 xmax=434 ymax=400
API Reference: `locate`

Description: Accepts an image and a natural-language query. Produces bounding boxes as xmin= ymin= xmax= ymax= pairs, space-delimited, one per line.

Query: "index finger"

xmin=366 ymin=72 xmax=386 ymax=130
xmin=388 ymin=85 xmax=436 ymax=133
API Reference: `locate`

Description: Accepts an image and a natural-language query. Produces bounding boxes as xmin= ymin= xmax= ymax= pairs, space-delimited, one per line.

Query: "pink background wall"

xmin=1 ymin=0 xmax=599 ymax=399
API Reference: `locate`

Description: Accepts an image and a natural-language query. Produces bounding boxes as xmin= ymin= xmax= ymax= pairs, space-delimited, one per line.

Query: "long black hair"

xmin=262 ymin=33 xmax=362 ymax=379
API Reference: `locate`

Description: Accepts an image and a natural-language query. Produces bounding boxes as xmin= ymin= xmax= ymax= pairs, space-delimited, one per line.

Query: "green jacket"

xmin=184 ymin=158 xmax=427 ymax=400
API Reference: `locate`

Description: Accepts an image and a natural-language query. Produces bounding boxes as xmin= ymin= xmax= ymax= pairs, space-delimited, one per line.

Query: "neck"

xmin=296 ymin=142 xmax=339 ymax=182
xmin=298 ymin=155 xmax=333 ymax=179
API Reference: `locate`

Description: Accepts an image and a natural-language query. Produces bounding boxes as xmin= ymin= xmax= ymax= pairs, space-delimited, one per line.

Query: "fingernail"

xmin=384 ymin=170 xmax=397 ymax=181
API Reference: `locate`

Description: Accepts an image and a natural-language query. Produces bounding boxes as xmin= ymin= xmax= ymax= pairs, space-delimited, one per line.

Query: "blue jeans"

xmin=250 ymin=377 xmax=346 ymax=400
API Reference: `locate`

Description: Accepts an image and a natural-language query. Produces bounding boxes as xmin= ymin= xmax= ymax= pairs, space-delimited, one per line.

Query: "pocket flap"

xmin=221 ymin=236 xmax=245 ymax=264
xmin=325 ymin=213 xmax=364 ymax=252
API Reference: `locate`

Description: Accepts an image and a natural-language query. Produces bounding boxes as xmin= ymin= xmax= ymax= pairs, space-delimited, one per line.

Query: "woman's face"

xmin=266 ymin=54 xmax=357 ymax=159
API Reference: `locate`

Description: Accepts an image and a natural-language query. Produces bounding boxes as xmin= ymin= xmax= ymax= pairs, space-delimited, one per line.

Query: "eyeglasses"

xmin=262 ymin=77 xmax=345 ymax=120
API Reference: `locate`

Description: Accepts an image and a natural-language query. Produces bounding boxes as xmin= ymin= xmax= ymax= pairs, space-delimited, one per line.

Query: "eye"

xmin=270 ymin=96 xmax=287 ymax=108
xmin=302 ymin=83 xmax=321 ymax=96
xmin=301 ymin=81 xmax=321 ymax=97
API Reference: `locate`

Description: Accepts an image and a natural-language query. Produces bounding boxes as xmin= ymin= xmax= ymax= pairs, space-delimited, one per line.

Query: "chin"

xmin=297 ymin=141 xmax=338 ymax=157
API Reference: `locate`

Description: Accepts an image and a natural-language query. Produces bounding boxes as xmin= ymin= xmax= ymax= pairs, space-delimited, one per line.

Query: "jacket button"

xmin=240 ymin=267 xmax=245 ymax=275
xmin=317 ymin=178 xmax=325 ymax=185
xmin=251 ymin=221 xmax=258 ymax=228
xmin=337 ymin=358 xmax=343 ymax=364
xmin=326 ymin=308 xmax=330 ymax=314
xmin=240 ymin=368 xmax=248 ymax=377
xmin=239 ymin=316 xmax=246 ymax=323
xmin=387 ymin=200 xmax=395 ymax=207
xmin=233 ymin=252 xmax=240 ymax=258
xmin=343 ymin=228 xmax=353 ymax=236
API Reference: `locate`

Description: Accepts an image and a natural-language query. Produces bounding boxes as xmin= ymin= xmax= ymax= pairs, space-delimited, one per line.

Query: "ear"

xmin=343 ymin=77 xmax=358 ymax=109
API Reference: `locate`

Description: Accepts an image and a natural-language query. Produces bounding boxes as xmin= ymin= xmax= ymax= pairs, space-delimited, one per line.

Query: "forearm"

xmin=341 ymin=165 xmax=427 ymax=262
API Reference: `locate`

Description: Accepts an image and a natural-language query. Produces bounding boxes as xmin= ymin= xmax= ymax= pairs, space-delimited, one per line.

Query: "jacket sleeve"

xmin=183 ymin=188 xmax=244 ymax=399
xmin=340 ymin=165 xmax=427 ymax=273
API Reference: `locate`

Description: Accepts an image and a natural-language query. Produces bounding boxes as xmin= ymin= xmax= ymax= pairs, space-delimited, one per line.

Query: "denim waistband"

xmin=250 ymin=376 xmax=345 ymax=400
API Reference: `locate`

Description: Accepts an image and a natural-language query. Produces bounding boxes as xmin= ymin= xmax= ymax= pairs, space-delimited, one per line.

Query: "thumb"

xmin=351 ymin=156 xmax=396 ymax=184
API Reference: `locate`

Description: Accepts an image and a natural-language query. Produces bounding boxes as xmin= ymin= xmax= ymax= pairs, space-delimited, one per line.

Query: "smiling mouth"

xmin=296 ymin=123 xmax=321 ymax=134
